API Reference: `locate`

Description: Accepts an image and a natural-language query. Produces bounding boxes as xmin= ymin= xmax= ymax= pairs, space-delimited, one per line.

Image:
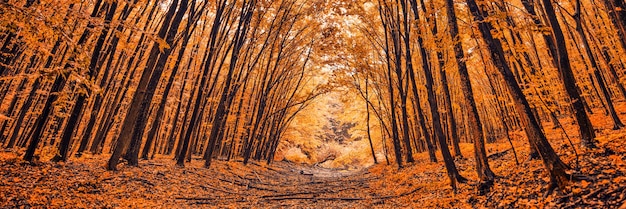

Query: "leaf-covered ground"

xmin=2 ymin=108 xmax=626 ymax=208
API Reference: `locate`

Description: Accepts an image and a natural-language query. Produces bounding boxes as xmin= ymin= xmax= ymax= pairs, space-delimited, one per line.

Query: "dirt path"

xmin=2 ymin=122 xmax=626 ymax=208
xmin=0 ymin=152 xmax=411 ymax=208
xmin=173 ymin=161 xmax=396 ymax=208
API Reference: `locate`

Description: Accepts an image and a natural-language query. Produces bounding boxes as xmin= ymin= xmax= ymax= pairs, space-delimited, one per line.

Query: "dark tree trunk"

xmin=540 ymin=0 xmax=597 ymax=148
xmin=0 ymin=79 xmax=27 ymax=144
xmin=53 ymin=2 xmax=119 ymax=162
xmin=602 ymin=0 xmax=626 ymax=50
xmin=468 ymin=0 xmax=572 ymax=190
xmin=23 ymin=74 xmax=68 ymax=162
xmin=107 ymin=0 xmax=185 ymax=170
xmin=22 ymin=0 xmax=105 ymax=162
xmin=0 ymin=81 xmax=27 ymax=144
xmin=144 ymin=0 xmax=201 ymax=161
xmin=422 ymin=0 xmax=461 ymax=158
xmin=90 ymin=1 xmax=161 ymax=155
xmin=365 ymin=74 xmax=378 ymax=164
xmin=573 ymin=0 xmax=624 ymax=130
xmin=378 ymin=3 xmax=404 ymax=168
xmin=205 ymin=0 xmax=256 ymax=167
xmin=124 ymin=0 xmax=189 ymax=166
xmin=76 ymin=1 xmax=137 ymax=156
xmin=443 ymin=0 xmax=492 ymax=191
xmin=180 ymin=0 xmax=231 ymax=167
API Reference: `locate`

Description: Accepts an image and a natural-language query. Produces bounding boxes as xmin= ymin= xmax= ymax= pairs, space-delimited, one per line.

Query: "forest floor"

xmin=2 ymin=105 xmax=626 ymax=208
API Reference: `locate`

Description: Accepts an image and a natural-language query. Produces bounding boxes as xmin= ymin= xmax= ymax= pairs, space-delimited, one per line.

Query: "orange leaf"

xmin=581 ymin=180 xmax=589 ymax=188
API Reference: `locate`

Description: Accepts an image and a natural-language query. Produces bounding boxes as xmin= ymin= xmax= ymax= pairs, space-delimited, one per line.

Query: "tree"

xmin=572 ymin=0 xmax=624 ymax=130
xmin=108 ymin=0 xmax=189 ymax=170
xmin=466 ymin=0 xmax=572 ymax=191
xmin=539 ymin=0 xmax=597 ymax=148
xmin=443 ymin=0 xmax=494 ymax=192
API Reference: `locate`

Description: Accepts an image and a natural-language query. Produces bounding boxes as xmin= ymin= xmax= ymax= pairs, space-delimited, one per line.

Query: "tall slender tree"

xmin=466 ymin=0 xmax=573 ymax=191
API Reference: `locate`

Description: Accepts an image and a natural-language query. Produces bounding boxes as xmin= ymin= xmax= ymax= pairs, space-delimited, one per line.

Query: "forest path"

xmin=171 ymin=160 xmax=399 ymax=208
xmin=0 ymin=150 xmax=415 ymax=208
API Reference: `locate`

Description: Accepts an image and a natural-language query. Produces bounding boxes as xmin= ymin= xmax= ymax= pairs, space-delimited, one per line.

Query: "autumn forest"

xmin=1 ymin=0 xmax=626 ymax=208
